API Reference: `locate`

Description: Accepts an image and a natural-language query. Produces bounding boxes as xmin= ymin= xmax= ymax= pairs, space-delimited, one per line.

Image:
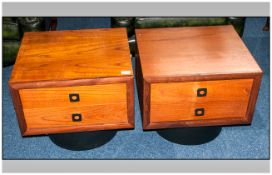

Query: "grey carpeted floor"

xmin=2 ymin=17 xmax=269 ymax=159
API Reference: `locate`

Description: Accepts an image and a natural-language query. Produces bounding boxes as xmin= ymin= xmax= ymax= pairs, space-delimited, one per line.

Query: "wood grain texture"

xmin=136 ymin=25 xmax=262 ymax=82
xmin=8 ymin=28 xmax=135 ymax=136
xmin=126 ymin=77 xmax=135 ymax=126
xmin=146 ymin=118 xmax=250 ymax=130
xmin=23 ymin=104 xmax=128 ymax=130
xmin=9 ymin=86 xmax=27 ymax=134
xmin=10 ymin=76 xmax=132 ymax=90
xmin=19 ymin=83 xmax=127 ymax=109
xmin=19 ymin=83 xmax=132 ymax=136
xmin=135 ymin=25 xmax=263 ymax=130
xmin=135 ymin=46 xmax=151 ymax=128
xmin=150 ymin=79 xmax=253 ymax=123
xmin=9 ymin=28 xmax=133 ymax=83
xmin=24 ymin=123 xmax=133 ymax=136
xmin=245 ymin=75 xmax=263 ymax=123
xmin=143 ymin=80 xmax=151 ymax=128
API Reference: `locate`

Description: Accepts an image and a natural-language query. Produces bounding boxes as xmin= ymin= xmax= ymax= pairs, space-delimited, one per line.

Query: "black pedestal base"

xmin=49 ymin=130 xmax=117 ymax=151
xmin=157 ymin=126 xmax=222 ymax=145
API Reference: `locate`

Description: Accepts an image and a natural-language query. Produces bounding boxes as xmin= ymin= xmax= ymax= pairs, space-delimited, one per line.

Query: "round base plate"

xmin=157 ymin=126 xmax=222 ymax=145
xmin=49 ymin=130 xmax=117 ymax=151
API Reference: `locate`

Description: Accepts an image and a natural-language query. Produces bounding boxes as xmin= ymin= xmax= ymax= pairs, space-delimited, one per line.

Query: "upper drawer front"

xmin=150 ymin=79 xmax=253 ymax=123
xmin=19 ymin=83 xmax=128 ymax=130
xmin=20 ymin=84 xmax=127 ymax=109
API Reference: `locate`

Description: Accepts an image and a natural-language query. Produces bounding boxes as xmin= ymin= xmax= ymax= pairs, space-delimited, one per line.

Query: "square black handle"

xmin=69 ymin=93 xmax=80 ymax=102
xmin=197 ymin=88 xmax=207 ymax=97
xmin=72 ymin=113 xmax=82 ymax=122
xmin=195 ymin=108 xmax=205 ymax=116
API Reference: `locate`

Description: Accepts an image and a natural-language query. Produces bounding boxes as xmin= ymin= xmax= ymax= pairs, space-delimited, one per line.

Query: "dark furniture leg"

xmin=49 ymin=17 xmax=57 ymax=31
xmin=49 ymin=130 xmax=117 ymax=151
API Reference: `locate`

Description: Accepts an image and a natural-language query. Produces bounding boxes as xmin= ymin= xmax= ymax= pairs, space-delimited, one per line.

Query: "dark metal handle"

xmin=195 ymin=108 xmax=205 ymax=116
xmin=72 ymin=113 xmax=82 ymax=122
xmin=69 ymin=93 xmax=80 ymax=102
xmin=197 ymin=88 xmax=207 ymax=97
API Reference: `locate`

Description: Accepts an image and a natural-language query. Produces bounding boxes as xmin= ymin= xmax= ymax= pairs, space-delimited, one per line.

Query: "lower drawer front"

xmin=150 ymin=79 xmax=253 ymax=123
xmin=19 ymin=83 xmax=128 ymax=132
xmin=23 ymin=104 xmax=127 ymax=128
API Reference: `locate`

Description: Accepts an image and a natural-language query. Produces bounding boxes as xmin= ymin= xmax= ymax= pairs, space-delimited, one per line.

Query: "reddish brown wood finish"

xmin=126 ymin=77 xmax=135 ymax=126
xmin=150 ymin=79 xmax=253 ymax=122
xmin=10 ymin=28 xmax=133 ymax=83
xmin=136 ymin=25 xmax=262 ymax=82
xmin=135 ymin=25 xmax=263 ymax=130
xmin=9 ymin=86 xmax=27 ymax=134
xmin=19 ymin=83 xmax=129 ymax=135
xmin=9 ymin=28 xmax=134 ymax=136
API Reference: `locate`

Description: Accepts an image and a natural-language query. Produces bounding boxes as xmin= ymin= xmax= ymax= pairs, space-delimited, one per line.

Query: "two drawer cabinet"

xmin=135 ymin=26 xmax=262 ymax=130
xmin=9 ymin=28 xmax=134 ymax=136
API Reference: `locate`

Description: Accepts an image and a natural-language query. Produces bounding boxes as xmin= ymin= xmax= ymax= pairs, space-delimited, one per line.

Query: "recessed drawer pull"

xmin=195 ymin=108 xmax=205 ymax=116
xmin=197 ymin=88 xmax=207 ymax=97
xmin=72 ymin=113 xmax=82 ymax=122
xmin=69 ymin=93 xmax=80 ymax=102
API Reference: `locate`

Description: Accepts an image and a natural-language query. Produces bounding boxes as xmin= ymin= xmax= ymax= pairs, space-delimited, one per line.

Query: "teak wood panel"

xmin=150 ymin=79 xmax=253 ymax=123
xmin=135 ymin=25 xmax=262 ymax=81
xmin=9 ymin=28 xmax=133 ymax=83
xmin=19 ymin=83 xmax=127 ymax=109
xmin=23 ymin=104 xmax=127 ymax=129
xmin=19 ymin=83 xmax=129 ymax=135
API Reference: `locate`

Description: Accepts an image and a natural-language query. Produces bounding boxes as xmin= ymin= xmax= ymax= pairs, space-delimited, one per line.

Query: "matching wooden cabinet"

xmin=9 ymin=28 xmax=134 ymax=136
xmin=135 ymin=25 xmax=262 ymax=130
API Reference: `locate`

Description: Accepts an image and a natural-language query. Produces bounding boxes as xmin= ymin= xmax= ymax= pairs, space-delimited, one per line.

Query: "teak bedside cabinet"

xmin=135 ymin=26 xmax=262 ymax=144
xmin=9 ymin=28 xmax=134 ymax=150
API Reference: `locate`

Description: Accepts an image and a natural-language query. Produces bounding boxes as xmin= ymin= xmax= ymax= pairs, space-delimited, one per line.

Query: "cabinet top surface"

xmin=136 ymin=25 xmax=262 ymax=80
xmin=10 ymin=28 xmax=133 ymax=84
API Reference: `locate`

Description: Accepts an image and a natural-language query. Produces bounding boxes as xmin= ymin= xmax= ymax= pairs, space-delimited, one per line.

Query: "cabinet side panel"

xmin=126 ymin=77 xmax=135 ymax=127
xmin=8 ymin=85 xmax=27 ymax=134
xmin=245 ymin=74 xmax=263 ymax=123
